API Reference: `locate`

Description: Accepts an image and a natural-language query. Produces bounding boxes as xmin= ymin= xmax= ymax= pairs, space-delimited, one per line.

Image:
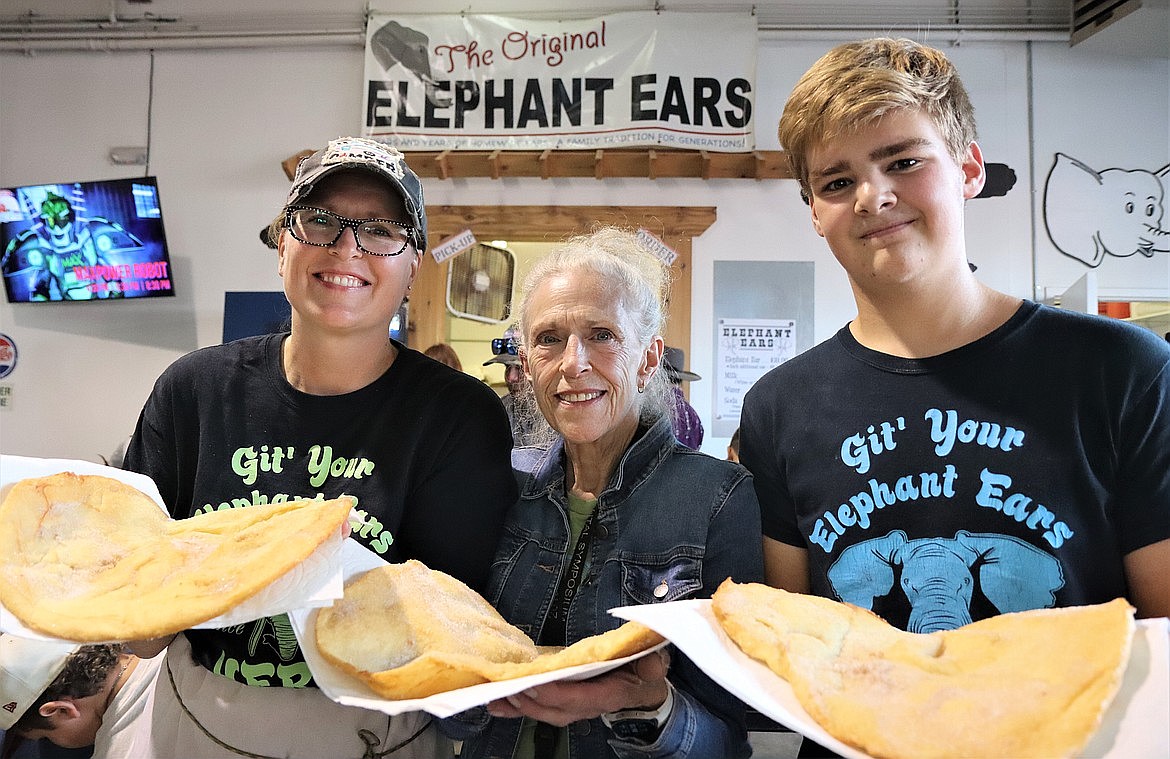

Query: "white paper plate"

xmin=290 ymin=540 xmax=667 ymax=719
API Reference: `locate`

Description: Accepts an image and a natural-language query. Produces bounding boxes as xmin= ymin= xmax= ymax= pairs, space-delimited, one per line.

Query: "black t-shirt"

xmin=741 ymin=301 xmax=1170 ymax=632
xmin=124 ymin=334 xmax=518 ymax=686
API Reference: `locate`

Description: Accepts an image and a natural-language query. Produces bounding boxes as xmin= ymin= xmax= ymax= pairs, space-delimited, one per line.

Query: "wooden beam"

xmin=424 ymin=205 xmax=716 ymax=242
xmin=281 ymin=149 xmax=313 ymax=181
xmin=283 ymin=148 xmax=795 ymax=182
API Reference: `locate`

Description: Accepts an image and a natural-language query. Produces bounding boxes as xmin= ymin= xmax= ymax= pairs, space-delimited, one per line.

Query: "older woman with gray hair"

xmin=458 ymin=227 xmax=763 ymax=759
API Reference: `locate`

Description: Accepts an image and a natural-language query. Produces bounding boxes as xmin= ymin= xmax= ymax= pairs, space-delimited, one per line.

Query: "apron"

xmin=143 ymin=633 xmax=453 ymax=759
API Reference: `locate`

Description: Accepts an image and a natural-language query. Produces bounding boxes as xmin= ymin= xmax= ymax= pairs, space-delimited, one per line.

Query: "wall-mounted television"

xmin=0 ymin=176 xmax=175 ymax=303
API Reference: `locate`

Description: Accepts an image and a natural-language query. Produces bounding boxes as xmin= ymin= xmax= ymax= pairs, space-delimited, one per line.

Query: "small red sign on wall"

xmin=0 ymin=333 xmax=16 ymax=379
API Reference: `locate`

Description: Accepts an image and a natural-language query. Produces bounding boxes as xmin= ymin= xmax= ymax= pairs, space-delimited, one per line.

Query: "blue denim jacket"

xmin=457 ymin=416 xmax=764 ymax=759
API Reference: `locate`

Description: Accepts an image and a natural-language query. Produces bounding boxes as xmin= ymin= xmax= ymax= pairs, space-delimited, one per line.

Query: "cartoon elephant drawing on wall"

xmin=827 ymin=530 xmax=1064 ymax=633
xmin=1043 ymin=152 xmax=1170 ymax=267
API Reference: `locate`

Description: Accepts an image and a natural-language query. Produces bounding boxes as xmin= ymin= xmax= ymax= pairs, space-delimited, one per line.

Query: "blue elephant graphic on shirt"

xmin=827 ymin=530 xmax=1064 ymax=633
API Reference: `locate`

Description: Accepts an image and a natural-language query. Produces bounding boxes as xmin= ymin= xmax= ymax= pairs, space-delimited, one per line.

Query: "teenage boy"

xmin=740 ymin=38 xmax=1170 ymax=636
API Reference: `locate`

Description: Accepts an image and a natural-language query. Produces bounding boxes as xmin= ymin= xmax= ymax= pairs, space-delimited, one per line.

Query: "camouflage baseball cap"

xmin=286 ymin=137 xmax=427 ymax=252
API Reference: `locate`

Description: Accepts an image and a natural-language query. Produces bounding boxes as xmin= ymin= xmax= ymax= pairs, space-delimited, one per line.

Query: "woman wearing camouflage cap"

xmin=122 ymin=137 xmax=516 ymax=758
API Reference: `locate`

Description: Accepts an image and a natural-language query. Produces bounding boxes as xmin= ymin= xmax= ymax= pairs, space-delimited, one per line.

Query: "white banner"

xmin=363 ymin=12 xmax=756 ymax=152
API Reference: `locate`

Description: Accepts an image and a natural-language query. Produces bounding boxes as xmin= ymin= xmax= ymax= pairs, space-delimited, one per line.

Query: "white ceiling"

xmin=1 ymin=0 xmax=1166 ymax=57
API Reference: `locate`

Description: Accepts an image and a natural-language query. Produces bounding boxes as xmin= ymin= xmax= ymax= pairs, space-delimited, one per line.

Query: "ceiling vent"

xmin=1071 ymin=0 xmax=1144 ymax=44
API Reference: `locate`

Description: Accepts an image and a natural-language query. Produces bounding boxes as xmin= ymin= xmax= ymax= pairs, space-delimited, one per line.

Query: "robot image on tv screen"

xmin=0 ymin=176 xmax=176 ymax=303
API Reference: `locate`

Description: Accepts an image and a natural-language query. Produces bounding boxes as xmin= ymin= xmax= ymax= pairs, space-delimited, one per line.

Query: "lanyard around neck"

xmin=541 ymin=509 xmax=596 ymax=647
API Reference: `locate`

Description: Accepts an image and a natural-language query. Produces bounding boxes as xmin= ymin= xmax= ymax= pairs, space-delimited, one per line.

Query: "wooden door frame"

xmin=410 ymin=205 xmax=717 ymax=368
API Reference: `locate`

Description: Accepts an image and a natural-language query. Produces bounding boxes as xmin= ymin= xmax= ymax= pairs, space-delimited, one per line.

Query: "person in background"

xmin=741 ymin=37 xmax=1170 ymax=636
xmin=726 ymin=427 xmax=740 ymax=463
xmin=0 ymin=635 xmax=162 ymax=759
xmin=458 ymin=227 xmax=763 ymax=759
xmin=483 ymin=326 xmax=543 ymax=447
xmin=660 ymin=347 xmax=704 ymax=450
xmin=423 ymin=342 xmax=463 ymax=372
xmin=122 ymin=137 xmax=517 ymax=758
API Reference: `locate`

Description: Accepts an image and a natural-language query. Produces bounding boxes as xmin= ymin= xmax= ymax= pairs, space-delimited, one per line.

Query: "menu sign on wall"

xmin=714 ymin=318 xmax=796 ymax=423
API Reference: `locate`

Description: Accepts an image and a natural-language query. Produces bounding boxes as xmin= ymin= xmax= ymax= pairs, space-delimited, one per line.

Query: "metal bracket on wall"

xmin=109 ymin=146 xmax=149 ymax=166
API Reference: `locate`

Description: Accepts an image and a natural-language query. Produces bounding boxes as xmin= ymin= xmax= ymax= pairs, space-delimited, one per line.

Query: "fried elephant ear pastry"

xmin=314 ymin=560 xmax=664 ymax=699
xmin=0 ymin=472 xmax=353 ymax=642
xmin=711 ymin=579 xmax=1135 ymax=759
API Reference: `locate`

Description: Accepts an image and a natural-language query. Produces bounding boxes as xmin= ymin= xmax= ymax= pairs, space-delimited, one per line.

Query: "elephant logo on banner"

xmin=369 ymin=20 xmax=453 ymax=108
xmin=827 ymin=530 xmax=1064 ymax=633
xmin=1043 ymin=152 xmax=1170 ymax=267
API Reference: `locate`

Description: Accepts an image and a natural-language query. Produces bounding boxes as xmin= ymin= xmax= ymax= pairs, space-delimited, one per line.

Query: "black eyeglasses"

xmin=491 ymin=337 xmax=519 ymax=355
xmin=285 ymin=206 xmax=415 ymax=256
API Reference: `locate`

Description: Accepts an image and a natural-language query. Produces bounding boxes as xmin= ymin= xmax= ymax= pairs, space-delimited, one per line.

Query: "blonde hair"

xmin=512 ymin=227 xmax=672 ymax=425
xmin=265 ymin=213 xmax=284 ymax=249
xmin=778 ymin=37 xmax=977 ymax=199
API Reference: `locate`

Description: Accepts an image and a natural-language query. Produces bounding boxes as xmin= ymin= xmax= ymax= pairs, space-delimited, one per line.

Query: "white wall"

xmin=1030 ymin=44 xmax=1170 ymax=301
xmin=1 ymin=35 xmax=1166 ymax=462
